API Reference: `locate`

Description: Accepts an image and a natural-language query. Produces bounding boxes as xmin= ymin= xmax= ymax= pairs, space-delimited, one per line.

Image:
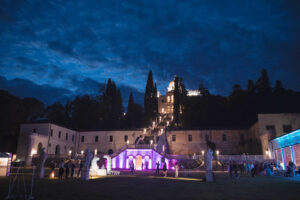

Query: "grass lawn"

xmin=0 ymin=170 xmax=299 ymax=200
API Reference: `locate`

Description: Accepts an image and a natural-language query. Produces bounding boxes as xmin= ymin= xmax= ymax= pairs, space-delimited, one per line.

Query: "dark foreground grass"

xmin=0 ymin=171 xmax=299 ymax=200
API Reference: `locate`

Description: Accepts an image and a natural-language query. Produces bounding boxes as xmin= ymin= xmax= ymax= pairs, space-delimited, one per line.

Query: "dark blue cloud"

xmin=0 ymin=0 xmax=300 ymax=98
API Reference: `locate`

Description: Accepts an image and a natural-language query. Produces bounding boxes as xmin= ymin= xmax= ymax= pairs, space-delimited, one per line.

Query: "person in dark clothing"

xmin=65 ymin=161 xmax=70 ymax=179
xmin=50 ymin=160 xmax=55 ymax=177
xmin=77 ymin=160 xmax=83 ymax=177
xmin=156 ymin=162 xmax=160 ymax=175
xmin=163 ymin=162 xmax=167 ymax=177
xmin=71 ymin=161 xmax=76 ymax=178
xmin=251 ymin=164 xmax=256 ymax=177
xmin=58 ymin=160 xmax=64 ymax=180
xmin=229 ymin=162 xmax=233 ymax=178
xmin=234 ymin=163 xmax=238 ymax=178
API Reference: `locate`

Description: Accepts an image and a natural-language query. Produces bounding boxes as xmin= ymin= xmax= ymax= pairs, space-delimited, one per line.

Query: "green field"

xmin=1 ymin=171 xmax=299 ymax=200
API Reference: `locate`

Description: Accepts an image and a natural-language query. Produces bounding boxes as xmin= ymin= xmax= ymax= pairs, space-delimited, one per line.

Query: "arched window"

xmin=37 ymin=143 xmax=43 ymax=154
xmin=55 ymin=145 xmax=60 ymax=155
xmin=108 ymin=149 xmax=114 ymax=155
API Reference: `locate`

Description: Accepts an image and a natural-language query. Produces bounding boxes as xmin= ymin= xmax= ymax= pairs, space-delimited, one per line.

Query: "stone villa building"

xmin=15 ymin=78 xmax=300 ymax=166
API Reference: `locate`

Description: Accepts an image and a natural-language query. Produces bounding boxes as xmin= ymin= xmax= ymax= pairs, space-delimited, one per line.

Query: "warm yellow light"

xmin=216 ymin=150 xmax=220 ymax=156
xmin=81 ymin=150 xmax=84 ymax=155
xmin=201 ymin=150 xmax=205 ymax=155
xmin=31 ymin=149 xmax=37 ymax=156
xmin=69 ymin=150 xmax=72 ymax=155
xmin=94 ymin=149 xmax=97 ymax=155
xmin=50 ymin=171 xmax=55 ymax=178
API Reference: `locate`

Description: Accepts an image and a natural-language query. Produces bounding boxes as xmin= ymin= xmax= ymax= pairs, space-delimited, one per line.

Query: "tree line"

xmin=1 ymin=69 xmax=300 ymax=153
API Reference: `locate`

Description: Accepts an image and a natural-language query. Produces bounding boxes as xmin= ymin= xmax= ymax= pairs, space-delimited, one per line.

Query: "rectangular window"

xmin=124 ymin=135 xmax=128 ymax=142
xmin=72 ymin=135 xmax=74 ymax=142
xmin=66 ymin=133 xmax=68 ymax=141
xmin=172 ymin=135 xmax=176 ymax=142
xmin=222 ymin=134 xmax=227 ymax=141
xmin=58 ymin=131 xmax=61 ymax=138
xmin=109 ymin=136 xmax=113 ymax=142
xmin=266 ymin=125 xmax=276 ymax=139
xmin=283 ymin=125 xmax=292 ymax=133
xmin=81 ymin=136 xmax=84 ymax=143
xmin=188 ymin=135 xmax=192 ymax=142
xmin=240 ymin=134 xmax=245 ymax=141
xmin=205 ymin=134 xmax=209 ymax=141
xmin=50 ymin=129 xmax=53 ymax=136
xmin=95 ymin=136 xmax=99 ymax=142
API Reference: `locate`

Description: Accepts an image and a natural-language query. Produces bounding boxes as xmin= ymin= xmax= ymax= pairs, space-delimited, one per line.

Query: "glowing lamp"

xmin=127 ymin=140 xmax=129 ymax=145
xmin=201 ymin=150 xmax=205 ymax=155
xmin=216 ymin=150 xmax=219 ymax=156
xmin=31 ymin=149 xmax=37 ymax=156
xmin=81 ymin=150 xmax=84 ymax=155
xmin=69 ymin=150 xmax=72 ymax=155
xmin=150 ymin=140 xmax=153 ymax=145
xmin=50 ymin=171 xmax=55 ymax=178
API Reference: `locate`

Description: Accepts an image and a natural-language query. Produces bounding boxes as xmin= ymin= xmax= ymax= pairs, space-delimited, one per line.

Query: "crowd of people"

xmin=49 ymin=159 xmax=83 ymax=180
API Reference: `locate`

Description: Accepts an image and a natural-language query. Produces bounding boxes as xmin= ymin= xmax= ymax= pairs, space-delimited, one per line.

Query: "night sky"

xmin=1 ymin=0 xmax=300 ymax=104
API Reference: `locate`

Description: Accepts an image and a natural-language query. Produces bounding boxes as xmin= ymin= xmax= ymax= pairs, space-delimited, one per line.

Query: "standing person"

xmin=234 ymin=162 xmax=239 ymax=179
xmin=77 ymin=160 xmax=83 ymax=177
xmin=229 ymin=161 xmax=233 ymax=178
xmin=130 ymin=161 xmax=135 ymax=174
xmin=65 ymin=161 xmax=70 ymax=179
xmin=71 ymin=161 xmax=76 ymax=178
xmin=58 ymin=160 xmax=64 ymax=180
xmin=156 ymin=161 xmax=160 ymax=175
xmin=50 ymin=160 xmax=55 ymax=177
xmin=175 ymin=162 xmax=179 ymax=177
xmin=251 ymin=163 xmax=255 ymax=177
xmin=163 ymin=162 xmax=167 ymax=177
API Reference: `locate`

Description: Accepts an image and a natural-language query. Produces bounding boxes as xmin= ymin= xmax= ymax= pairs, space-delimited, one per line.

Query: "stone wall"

xmin=167 ymin=129 xmax=250 ymax=155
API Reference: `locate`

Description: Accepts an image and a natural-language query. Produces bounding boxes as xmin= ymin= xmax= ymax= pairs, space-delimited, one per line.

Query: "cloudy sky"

xmin=1 ymin=0 xmax=300 ymax=101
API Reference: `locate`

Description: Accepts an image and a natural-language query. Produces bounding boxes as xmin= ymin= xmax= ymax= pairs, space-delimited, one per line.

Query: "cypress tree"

xmin=247 ymin=80 xmax=255 ymax=92
xmin=173 ymin=76 xmax=180 ymax=126
xmin=144 ymin=70 xmax=156 ymax=125
xmin=256 ymin=69 xmax=272 ymax=94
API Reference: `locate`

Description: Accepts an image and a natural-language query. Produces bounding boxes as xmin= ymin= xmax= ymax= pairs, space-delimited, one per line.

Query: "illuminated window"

xmin=167 ymin=96 xmax=170 ymax=102
xmin=162 ymin=108 xmax=165 ymax=113
xmin=171 ymin=95 xmax=174 ymax=103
